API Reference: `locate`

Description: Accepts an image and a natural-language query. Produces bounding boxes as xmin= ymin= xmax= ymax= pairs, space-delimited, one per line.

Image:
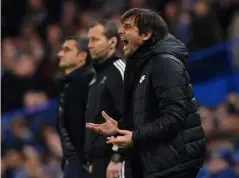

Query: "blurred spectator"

xmin=228 ymin=11 xmax=239 ymax=70
xmin=41 ymin=126 xmax=62 ymax=158
xmin=23 ymin=0 xmax=47 ymax=25
xmin=76 ymin=28 xmax=89 ymax=38
xmin=46 ymin=24 xmax=62 ymax=62
xmin=15 ymin=146 xmax=50 ymax=178
xmin=199 ymin=106 xmax=215 ymax=135
xmin=10 ymin=117 xmax=34 ymax=146
xmin=175 ymin=11 xmax=192 ymax=44
xmin=24 ymin=91 xmax=48 ymax=110
xmin=2 ymin=38 xmax=19 ymax=73
xmin=14 ymin=54 xmax=37 ymax=77
xmin=22 ymin=0 xmax=48 ymax=38
xmin=234 ymin=151 xmax=239 ymax=175
xmin=189 ymin=0 xmax=223 ymax=51
xmin=60 ymin=1 xmax=79 ymax=37
xmin=1 ymin=149 xmax=25 ymax=178
xmin=1 ymin=53 xmax=48 ymax=112
xmin=206 ymin=148 xmax=238 ymax=178
xmin=164 ymin=1 xmax=181 ymax=35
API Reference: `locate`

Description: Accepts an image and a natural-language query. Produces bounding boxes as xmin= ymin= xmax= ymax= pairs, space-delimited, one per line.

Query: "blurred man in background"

xmin=87 ymin=8 xmax=206 ymax=178
xmin=233 ymin=151 xmax=239 ymax=175
xmin=57 ymin=37 xmax=95 ymax=178
xmin=207 ymin=148 xmax=238 ymax=178
xmin=85 ymin=20 xmax=127 ymax=178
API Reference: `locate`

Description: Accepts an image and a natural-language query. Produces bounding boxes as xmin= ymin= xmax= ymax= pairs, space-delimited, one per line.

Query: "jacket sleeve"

xmin=106 ymin=65 xmax=124 ymax=121
xmin=132 ymin=55 xmax=189 ymax=147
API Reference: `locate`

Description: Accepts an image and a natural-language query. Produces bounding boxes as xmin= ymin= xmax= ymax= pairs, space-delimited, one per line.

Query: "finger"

xmin=106 ymin=137 xmax=121 ymax=144
xmin=86 ymin=126 xmax=100 ymax=132
xmin=112 ymin=172 xmax=118 ymax=178
xmin=86 ymin=123 xmax=100 ymax=127
xmin=86 ymin=124 xmax=102 ymax=134
xmin=116 ymin=129 xmax=130 ymax=135
xmin=107 ymin=167 xmax=115 ymax=178
xmin=106 ymin=137 xmax=116 ymax=144
xmin=107 ymin=172 xmax=112 ymax=178
xmin=86 ymin=124 xmax=101 ymax=130
xmin=106 ymin=169 xmax=111 ymax=178
xmin=102 ymin=111 xmax=112 ymax=121
xmin=114 ymin=172 xmax=120 ymax=178
xmin=91 ymin=128 xmax=100 ymax=134
xmin=107 ymin=136 xmax=115 ymax=140
xmin=107 ymin=138 xmax=125 ymax=145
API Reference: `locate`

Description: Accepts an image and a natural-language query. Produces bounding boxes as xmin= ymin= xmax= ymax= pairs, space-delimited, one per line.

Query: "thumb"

xmin=116 ymin=129 xmax=129 ymax=135
xmin=102 ymin=111 xmax=112 ymax=121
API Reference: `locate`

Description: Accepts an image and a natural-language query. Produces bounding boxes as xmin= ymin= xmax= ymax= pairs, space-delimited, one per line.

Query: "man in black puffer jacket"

xmin=86 ymin=8 xmax=206 ymax=178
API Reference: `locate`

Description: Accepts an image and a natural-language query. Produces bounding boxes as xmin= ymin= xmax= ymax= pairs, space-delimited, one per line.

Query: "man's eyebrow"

xmin=123 ymin=23 xmax=133 ymax=27
xmin=62 ymin=46 xmax=70 ymax=50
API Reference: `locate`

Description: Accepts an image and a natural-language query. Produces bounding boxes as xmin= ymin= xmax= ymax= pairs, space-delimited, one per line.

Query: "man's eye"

xmin=64 ymin=48 xmax=70 ymax=52
xmin=124 ymin=25 xmax=132 ymax=30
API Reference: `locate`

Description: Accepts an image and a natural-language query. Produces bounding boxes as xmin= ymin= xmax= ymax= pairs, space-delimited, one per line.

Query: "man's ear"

xmin=109 ymin=37 xmax=117 ymax=48
xmin=141 ymin=32 xmax=152 ymax=41
xmin=78 ymin=51 xmax=87 ymax=63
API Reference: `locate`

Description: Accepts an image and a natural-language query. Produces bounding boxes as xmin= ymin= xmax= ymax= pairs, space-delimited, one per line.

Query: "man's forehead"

xmin=122 ymin=16 xmax=136 ymax=26
xmin=88 ymin=24 xmax=104 ymax=35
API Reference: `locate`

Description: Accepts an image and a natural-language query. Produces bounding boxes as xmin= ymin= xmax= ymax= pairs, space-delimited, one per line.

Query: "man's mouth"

xmin=121 ymin=38 xmax=129 ymax=50
xmin=123 ymin=40 xmax=129 ymax=46
xmin=120 ymin=35 xmax=130 ymax=50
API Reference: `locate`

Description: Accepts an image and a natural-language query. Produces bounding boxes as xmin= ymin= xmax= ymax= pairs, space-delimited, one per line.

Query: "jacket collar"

xmin=127 ymin=37 xmax=159 ymax=70
xmin=93 ymin=52 xmax=121 ymax=73
xmin=61 ymin=63 xmax=94 ymax=83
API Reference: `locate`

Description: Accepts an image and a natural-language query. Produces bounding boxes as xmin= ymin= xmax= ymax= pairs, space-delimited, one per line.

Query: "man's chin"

xmin=59 ymin=64 xmax=71 ymax=70
xmin=90 ymin=54 xmax=100 ymax=60
xmin=123 ymin=50 xmax=132 ymax=58
xmin=58 ymin=64 xmax=64 ymax=69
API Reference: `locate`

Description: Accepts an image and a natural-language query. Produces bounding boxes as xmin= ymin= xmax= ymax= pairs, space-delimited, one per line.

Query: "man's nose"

xmin=58 ymin=51 xmax=63 ymax=58
xmin=88 ymin=42 xmax=94 ymax=49
xmin=118 ymin=26 xmax=125 ymax=36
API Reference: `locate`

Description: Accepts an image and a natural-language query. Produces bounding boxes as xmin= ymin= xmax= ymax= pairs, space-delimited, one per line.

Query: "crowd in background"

xmin=1 ymin=0 xmax=239 ymax=177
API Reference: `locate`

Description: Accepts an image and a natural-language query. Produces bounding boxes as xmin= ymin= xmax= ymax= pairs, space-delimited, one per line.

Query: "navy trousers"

xmin=64 ymin=158 xmax=91 ymax=178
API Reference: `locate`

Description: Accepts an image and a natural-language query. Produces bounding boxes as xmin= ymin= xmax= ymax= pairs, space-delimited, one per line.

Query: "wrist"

xmin=111 ymin=153 xmax=123 ymax=163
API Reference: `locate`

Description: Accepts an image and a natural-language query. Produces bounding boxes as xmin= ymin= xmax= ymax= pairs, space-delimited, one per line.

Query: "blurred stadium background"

xmin=1 ymin=0 xmax=239 ymax=177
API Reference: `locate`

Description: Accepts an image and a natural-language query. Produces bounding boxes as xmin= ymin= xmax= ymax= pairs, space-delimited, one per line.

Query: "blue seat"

xmin=193 ymin=77 xmax=229 ymax=107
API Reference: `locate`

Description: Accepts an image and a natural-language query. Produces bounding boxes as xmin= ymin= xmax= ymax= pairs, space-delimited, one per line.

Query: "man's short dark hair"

xmin=89 ymin=20 xmax=120 ymax=48
xmin=65 ymin=36 xmax=89 ymax=52
xmin=65 ymin=36 xmax=92 ymax=65
xmin=121 ymin=8 xmax=168 ymax=40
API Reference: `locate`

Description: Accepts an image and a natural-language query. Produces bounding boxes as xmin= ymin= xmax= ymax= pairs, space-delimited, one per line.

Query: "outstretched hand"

xmin=106 ymin=129 xmax=133 ymax=148
xmin=86 ymin=111 xmax=118 ymax=136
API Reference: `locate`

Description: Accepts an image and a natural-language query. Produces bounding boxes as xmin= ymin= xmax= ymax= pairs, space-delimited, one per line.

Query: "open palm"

xmin=86 ymin=111 xmax=118 ymax=136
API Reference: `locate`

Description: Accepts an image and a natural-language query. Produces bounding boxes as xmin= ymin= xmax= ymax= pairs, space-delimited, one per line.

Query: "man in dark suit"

xmin=57 ymin=36 xmax=95 ymax=178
